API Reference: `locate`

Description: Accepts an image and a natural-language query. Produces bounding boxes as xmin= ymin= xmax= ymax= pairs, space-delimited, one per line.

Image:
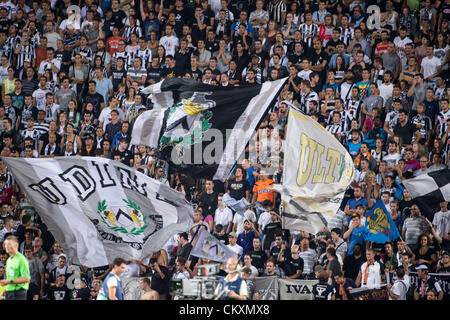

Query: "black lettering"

xmin=117 ymin=167 xmax=148 ymax=196
xmin=59 ymin=165 xmax=96 ymax=201
xmin=92 ymin=161 xmax=116 ymax=188
xmin=29 ymin=178 xmax=67 ymax=205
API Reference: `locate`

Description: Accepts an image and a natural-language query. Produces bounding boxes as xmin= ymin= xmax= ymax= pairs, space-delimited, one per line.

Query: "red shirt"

xmin=106 ymin=36 xmax=125 ymax=56
xmin=0 ymin=186 xmax=13 ymax=205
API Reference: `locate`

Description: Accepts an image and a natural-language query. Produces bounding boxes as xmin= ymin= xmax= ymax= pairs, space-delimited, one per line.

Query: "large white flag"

xmin=272 ymin=108 xmax=354 ymax=234
xmin=2 ymin=156 xmax=193 ymax=267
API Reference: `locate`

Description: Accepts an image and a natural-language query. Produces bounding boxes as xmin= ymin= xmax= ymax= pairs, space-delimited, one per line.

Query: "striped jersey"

xmin=345 ymin=98 xmax=362 ymax=124
xmin=437 ymin=109 xmax=450 ymax=139
xmin=267 ymin=0 xmax=287 ymax=26
xmin=113 ymin=51 xmax=132 ymax=69
xmin=123 ymin=26 xmax=143 ymax=42
xmin=15 ymin=43 xmax=35 ymax=69
xmin=135 ymin=48 xmax=152 ymax=67
xmin=339 ymin=26 xmax=354 ymax=46
xmin=72 ymin=46 xmax=93 ymax=63
xmin=298 ymin=23 xmax=318 ymax=49
xmin=411 ymin=114 xmax=432 ymax=141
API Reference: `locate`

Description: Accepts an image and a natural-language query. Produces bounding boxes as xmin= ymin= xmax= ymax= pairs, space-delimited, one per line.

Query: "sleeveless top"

xmin=98 ymin=273 xmax=123 ymax=300
xmin=216 ymin=274 xmax=244 ymax=300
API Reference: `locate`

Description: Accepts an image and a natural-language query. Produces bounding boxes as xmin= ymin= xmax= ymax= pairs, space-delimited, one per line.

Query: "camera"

xmin=169 ymin=263 xmax=222 ymax=300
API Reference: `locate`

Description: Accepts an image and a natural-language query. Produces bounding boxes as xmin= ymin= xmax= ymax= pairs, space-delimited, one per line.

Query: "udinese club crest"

xmin=97 ymin=199 xmax=148 ymax=237
xmin=159 ymin=91 xmax=216 ymax=157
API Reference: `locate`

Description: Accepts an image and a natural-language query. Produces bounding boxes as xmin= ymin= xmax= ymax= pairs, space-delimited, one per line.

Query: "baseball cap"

xmin=351 ymin=213 xmax=359 ymax=219
xmin=228 ymin=232 xmax=237 ymax=238
xmin=58 ymin=254 xmax=67 ymax=260
xmin=416 ymin=264 xmax=428 ymax=271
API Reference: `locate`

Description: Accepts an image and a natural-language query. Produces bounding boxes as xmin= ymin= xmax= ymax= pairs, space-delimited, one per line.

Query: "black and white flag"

xmin=131 ymin=78 xmax=287 ymax=181
xmin=2 ymin=156 xmax=194 ymax=267
xmin=403 ymin=169 xmax=450 ymax=202
xmin=403 ymin=169 xmax=450 ymax=217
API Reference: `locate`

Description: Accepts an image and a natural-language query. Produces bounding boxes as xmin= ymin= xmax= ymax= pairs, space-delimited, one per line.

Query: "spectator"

xmin=248 ymin=237 xmax=267 ymax=276
xmin=415 ymin=264 xmax=444 ymax=300
xmin=237 ymin=220 xmax=259 ymax=260
xmin=402 ymin=204 xmax=430 ymax=250
xmin=298 ymin=237 xmax=318 ymax=279
xmin=214 ymin=194 xmax=233 ymax=234
xmin=226 ymin=231 xmax=243 ymax=260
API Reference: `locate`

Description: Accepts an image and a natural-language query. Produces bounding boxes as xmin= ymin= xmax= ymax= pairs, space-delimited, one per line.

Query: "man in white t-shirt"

xmin=393 ymin=27 xmax=412 ymax=65
xmin=159 ymin=24 xmax=179 ymax=57
xmin=257 ymin=203 xmax=272 ymax=234
xmin=214 ymin=194 xmax=233 ymax=234
xmin=378 ymin=71 xmax=394 ymax=108
xmin=32 ymin=76 xmax=50 ymax=111
xmin=432 ymin=201 xmax=450 ymax=242
xmin=226 ymin=232 xmax=243 ymax=260
xmin=387 ymin=264 xmax=410 ymax=300
xmin=356 ymin=248 xmax=382 ymax=288
xmin=38 ymin=47 xmax=61 ymax=82
xmin=233 ymin=209 xmax=257 ymax=236
xmin=420 ymin=45 xmax=442 ymax=87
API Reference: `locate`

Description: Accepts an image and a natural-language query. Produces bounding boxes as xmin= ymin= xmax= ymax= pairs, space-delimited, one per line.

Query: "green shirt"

xmin=5 ymin=252 xmax=31 ymax=292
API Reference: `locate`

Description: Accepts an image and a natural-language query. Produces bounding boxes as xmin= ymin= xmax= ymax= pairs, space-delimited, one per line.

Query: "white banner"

xmin=273 ymin=109 xmax=354 ymax=234
xmin=278 ymin=278 xmax=319 ymax=300
xmin=2 ymin=156 xmax=194 ymax=267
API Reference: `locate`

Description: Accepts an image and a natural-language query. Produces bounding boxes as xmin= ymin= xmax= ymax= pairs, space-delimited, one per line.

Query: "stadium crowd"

xmin=0 ymin=0 xmax=449 ymax=301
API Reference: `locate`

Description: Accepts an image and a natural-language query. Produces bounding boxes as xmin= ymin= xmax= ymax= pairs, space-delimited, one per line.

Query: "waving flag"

xmin=2 ymin=156 xmax=193 ymax=267
xmin=272 ymin=108 xmax=354 ymax=234
xmin=403 ymin=169 xmax=450 ymax=218
xmin=222 ymin=193 xmax=248 ymax=217
xmin=131 ymin=78 xmax=287 ymax=181
xmin=190 ymin=229 xmax=236 ymax=263
xmin=364 ymin=200 xmax=400 ymax=243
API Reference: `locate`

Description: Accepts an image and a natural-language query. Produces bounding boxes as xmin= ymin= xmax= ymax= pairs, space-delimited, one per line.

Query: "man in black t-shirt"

xmin=307 ymin=36 xmax=329 ymax=88
xmin=248 ymin=237 xmax=267 ymax=276
xmin=69 ymin=279 xmax=91 ymax=300
xmin=312 ymin=271 xmax=333 ymax=300
xmin=83 ymin=81 xmax=106 ymax=118
xmin=262 ymin=211 xmax=282 ymax=252
xmin=47 ymin=274 xmax=70 ymax=300
xmin=147 ymin=57 xmax=162 ymax=85
xmin=161 ymin=55 xmax=179 ymax=79
xmin=282 ymin=243 xmax=304 ymax=279
xmin=269 ymin=233 xmax=291 ymax=266
xmin=227 ymin=166 xmax=250 ymax=201
xmin=148 ymin=258 xmax=171 ymax=300
xmin=176 ymin=232 xmax=192 ymax=261
xmin=343 ymin=243 xmax=365 ymax=282
xmin=393 ymin=109 xmax=420 ymax=147
xmin=115 ymin=138 xmax=133 ymax=166
xmin=214 ymin=224 xmax=229 ymax=245
xmin=109 ymin=57 xmax=127 ymax=92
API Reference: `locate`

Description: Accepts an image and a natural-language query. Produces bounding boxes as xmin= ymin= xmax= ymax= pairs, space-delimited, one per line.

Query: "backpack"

xmin=405 ymin=282 xmax=417 ymax=301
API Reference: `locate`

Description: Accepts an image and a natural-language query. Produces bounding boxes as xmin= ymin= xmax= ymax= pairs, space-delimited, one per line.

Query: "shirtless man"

xmin=140 ymin=277 xmax=159 ymax=300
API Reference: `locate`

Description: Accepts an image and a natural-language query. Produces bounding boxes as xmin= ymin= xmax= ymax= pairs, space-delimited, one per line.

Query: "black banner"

xmin=349 ymin=285 xmax=389 ymax=300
